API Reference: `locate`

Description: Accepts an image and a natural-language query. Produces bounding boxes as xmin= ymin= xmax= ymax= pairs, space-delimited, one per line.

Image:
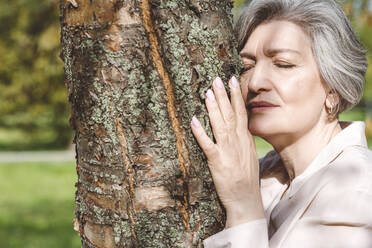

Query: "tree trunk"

xmin=60 ymin=0 xmax=240 ymax=247
xmin=361 ymin=0 xmax=369 ymax=12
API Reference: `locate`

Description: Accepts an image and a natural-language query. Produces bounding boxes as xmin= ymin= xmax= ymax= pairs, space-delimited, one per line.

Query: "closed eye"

xmin=275 ymin=63 xmax=295 ymax=69
xmin=240 ymin=65 xmax=255 ymax=75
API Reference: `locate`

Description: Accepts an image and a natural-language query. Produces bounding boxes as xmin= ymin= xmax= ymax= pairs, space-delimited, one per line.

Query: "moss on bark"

xmin=60 ymin=0 xmax=240 ymax=247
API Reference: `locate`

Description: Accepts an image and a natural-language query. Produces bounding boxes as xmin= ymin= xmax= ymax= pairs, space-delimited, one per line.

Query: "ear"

xmin=325 ymin=92 xmax=340 ymax=109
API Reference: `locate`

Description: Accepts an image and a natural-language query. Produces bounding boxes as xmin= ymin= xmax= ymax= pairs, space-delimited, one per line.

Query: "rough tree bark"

xmin=60 ymin=0 xmax=240 ymax=247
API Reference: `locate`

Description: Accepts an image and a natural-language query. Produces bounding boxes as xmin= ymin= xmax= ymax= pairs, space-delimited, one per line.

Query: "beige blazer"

xmin=204 ymin=122 xmax=372 ymax=248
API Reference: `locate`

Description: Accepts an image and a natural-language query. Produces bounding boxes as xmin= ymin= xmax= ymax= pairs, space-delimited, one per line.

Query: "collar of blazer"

xmin=269 ymin=121 xmax=368 ymax=247
xmin=260 ymin=121 xmax=367 ymax=199
xmin=287 ymin=121 xmax=367 ymax=198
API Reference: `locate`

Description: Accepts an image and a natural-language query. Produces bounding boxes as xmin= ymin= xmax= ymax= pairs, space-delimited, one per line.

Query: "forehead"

xmin=241 ymin=20 xmax=312 ymax=56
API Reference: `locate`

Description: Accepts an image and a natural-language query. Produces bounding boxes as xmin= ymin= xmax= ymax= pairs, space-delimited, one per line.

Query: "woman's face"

xmin=240 ymin=20 xmax=328 ymax=142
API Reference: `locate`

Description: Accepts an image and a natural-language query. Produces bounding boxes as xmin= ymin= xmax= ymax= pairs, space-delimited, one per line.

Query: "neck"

xmin=266 ymin=119 xmax=342 ymax=182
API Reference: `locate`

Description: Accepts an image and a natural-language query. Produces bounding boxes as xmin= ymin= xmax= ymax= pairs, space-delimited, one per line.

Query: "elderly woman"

xmin=190 ymin=0 xmax=372 ymax=247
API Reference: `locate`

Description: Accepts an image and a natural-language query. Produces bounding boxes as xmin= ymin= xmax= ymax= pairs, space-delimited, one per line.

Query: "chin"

xmin=248 ymin=117 xmax=279 ymax=138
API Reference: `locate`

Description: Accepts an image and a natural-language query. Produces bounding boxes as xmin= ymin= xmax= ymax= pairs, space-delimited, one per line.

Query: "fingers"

xmin=213 ymin=77 xmax=236 ymax=129
xmin=229 ymin=76 xmax=248 ymax=131
xmin=191 ymin=76 xmax=249 ymax=157
xmin=205 ymin=89 xmax=228 ymax=142
xmin=190 ymin=116 xmax=218 ymax=158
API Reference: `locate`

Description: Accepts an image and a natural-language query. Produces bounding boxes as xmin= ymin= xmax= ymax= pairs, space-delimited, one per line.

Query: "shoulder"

xmin=337 ymin=145 xmax=372 ymax=166
xmin=309 ymin=146 xmax=372 ymax=220
xmin=329 ymin=145 xmax=372 ymax=187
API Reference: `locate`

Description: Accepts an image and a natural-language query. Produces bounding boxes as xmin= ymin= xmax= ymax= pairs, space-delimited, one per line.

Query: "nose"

xmin=247 ymin=62 xmax=272 ymax=94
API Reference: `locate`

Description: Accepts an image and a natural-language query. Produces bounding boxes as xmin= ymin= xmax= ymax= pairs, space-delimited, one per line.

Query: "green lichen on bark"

xmin=134 ymin=209 xmax=191 ymax=248
xmin=61 ymin=0 xmax=240 ymax=247
xmin=91 ymin=78 xmax=119 ymax=145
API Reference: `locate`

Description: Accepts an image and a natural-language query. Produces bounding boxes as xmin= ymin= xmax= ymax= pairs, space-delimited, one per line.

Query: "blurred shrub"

xmin=0 ymin=0 xmax=72 ymax=150
xmin=358 ymin=16 xmax=372 ymax=104
xmin=0 ymin=0 xmax=370 ymax=151
xmin=337 ymin=0 xmax=372 ymax=104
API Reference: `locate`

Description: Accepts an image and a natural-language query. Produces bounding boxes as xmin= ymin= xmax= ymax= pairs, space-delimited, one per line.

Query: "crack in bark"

xmin=116 ymin=119 xmax=139 ymax=246
xmin=216 ymin=199 xmax=224 ymax=223
xmin=141 ymin=0 xmax=191 ymax=233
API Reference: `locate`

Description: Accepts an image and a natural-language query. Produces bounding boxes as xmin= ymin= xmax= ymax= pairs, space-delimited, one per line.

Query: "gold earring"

xmin=328 ymin=105 xmax=334 ymax=115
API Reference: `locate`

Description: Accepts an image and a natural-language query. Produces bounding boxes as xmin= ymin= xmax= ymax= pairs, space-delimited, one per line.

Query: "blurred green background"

xmin=0 ymin=0 xmax=71 ymax=151
xmin=0 ymin=0 xmax=371 ymax=248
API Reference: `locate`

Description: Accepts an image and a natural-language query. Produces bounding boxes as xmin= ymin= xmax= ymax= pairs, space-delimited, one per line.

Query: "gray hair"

xmin=236 ymin=0 xmax=368 ymax=117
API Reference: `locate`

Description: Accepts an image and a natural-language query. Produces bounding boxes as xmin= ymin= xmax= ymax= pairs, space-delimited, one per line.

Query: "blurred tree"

xmin=0 ymin=0 xmax=370 ymax=152
xmin=361 ymin=0 xmax=369 ymax=10
xmin=233 ymin=0 xmax=249 ymax=21
xmin=0 ymin=0 xmax=71 ymax=150
xmin=234 ymin=0 xmax=247 ymax=8
xmin=347 ymin=0 xmax=372 ymax=140
xmin=340 ymin=0 xmax=372 ymax=102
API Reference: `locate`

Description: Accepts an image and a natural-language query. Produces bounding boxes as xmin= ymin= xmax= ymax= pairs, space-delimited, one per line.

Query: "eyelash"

xmin=240 ymin=63 xmax=295 ymax=74
xmin=240 ymin=66 xmax=253 ymax=75
xmin=275 ymin=63 xmax=295 ymax=69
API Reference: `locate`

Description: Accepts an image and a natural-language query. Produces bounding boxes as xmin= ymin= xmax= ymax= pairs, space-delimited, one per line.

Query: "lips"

xmin=248 ymin=101 xmax=279 ymax=112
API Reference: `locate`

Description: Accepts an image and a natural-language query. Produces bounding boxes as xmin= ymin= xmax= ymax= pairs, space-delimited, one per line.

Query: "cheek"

xmin=247 ymin=74 xmax=326 ymax=137
xmin=278 ymin=74 xmax=327 ymax=127
xmin=276 ymin=73 xmax=324 ymax=107
xmin=276 ymin=73 xmax=306 ymax=103
xmin=240 ymin=77 xmax=249 ymax=103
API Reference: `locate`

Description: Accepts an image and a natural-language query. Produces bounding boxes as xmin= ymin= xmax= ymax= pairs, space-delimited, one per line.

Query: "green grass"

xmin=0 ymin=162 xmax=80 ymax=248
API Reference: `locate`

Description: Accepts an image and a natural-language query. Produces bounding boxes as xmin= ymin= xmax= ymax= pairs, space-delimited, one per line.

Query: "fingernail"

xmin=215 ymin=77 xmax=224 ymax=89
xmin=206 ymin=89 xmax=216 ymax=102
xmin=231 ymin=76 xmax=239 ymax=88
xmin=191 ymin=116 xmax=200 ymax=127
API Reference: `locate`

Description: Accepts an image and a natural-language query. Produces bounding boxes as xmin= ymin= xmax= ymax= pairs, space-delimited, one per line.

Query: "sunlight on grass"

xmin=0 ymin=162 xmax=80 ymax=248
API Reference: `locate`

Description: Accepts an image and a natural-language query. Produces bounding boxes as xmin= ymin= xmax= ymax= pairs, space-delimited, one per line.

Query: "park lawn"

xmin=0 ymin=162 xmax=80 ymax=248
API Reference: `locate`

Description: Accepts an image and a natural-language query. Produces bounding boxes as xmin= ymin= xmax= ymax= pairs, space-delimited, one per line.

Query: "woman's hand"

xmin=191 ymin=76 xmax=264 ymax=228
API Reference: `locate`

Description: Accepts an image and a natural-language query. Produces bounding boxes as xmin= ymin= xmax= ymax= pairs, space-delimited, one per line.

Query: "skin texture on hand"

xmin=191 ymin=76 xmax=265 ymax=228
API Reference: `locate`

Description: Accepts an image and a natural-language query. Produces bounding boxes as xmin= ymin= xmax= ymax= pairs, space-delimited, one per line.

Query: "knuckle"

xmin=225 ymin=113 xmax=236 ymax=126
xmin=208 ymin=109 xmax=219 ymax=121
xmin=204 ymin=143 xmax=217 ymax=155
xmin=237 ymin=108 xmax=247 ymax=117
xmin=207 ymin=160 xmax=218 ymax=171
xmin=216 ymin=127 xmax=228 ymax=140
xmin=238 ymin=119 xmax=248 ymax=129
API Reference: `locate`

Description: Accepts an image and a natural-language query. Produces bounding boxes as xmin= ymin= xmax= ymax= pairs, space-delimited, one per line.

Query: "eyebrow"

xmin=240 ymin=48 xmax=301 ymax=60
xmin=239 ymin=52 xmax=256 ymax=60
xmin=266 ymin=48 xmax=301 ymax=56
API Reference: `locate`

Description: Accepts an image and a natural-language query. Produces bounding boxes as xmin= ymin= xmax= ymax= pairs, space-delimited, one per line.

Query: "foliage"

xmin=0 ymin=0 xmax=371 ymax=150
xmin=345 ymin=1 xmax=372 ymax=103
xmin=0 ymin=0 xmax=72 ymax=150
xmin=0 ymin=162 xmax=80 ymax=248
xmin=358 ymin=19 xmax=372 ymax=103
xmin=234 ymin=0 xmax=248 ymax=9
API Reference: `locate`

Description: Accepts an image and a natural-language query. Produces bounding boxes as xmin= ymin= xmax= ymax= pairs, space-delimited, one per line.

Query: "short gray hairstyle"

xmin=236 ymin=0 xmax=368 ymax=117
